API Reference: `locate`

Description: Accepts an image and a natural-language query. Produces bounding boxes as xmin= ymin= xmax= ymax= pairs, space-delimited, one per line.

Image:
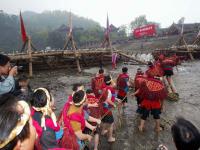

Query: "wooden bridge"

xmin=8 ymin=47 xmax=114 ymax=76
xmin=7 ymin=14 xmax=200 ymax=77
xmin=8 ymin=47 xmax=151 ymax=76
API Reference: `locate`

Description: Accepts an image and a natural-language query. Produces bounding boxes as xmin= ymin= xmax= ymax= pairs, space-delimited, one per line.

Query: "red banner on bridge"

xmin=133 ymin=24 xmax=156 ymax=38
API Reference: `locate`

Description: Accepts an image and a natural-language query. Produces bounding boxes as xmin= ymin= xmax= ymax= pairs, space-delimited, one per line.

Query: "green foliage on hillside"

xmin=0 ymin=10 xmax=126 ymax=52
xmin=130 ymin=15 xmax=160 ymax=30
xmin=22 ymin=10 xmax=102 ymax=32
xmin=0 ymin=12 xmax=21 ymax=51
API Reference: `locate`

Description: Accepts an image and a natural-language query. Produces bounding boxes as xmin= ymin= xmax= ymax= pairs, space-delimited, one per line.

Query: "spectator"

xmin=0 ymin=94 xmax=36 ymax=150
xmin=157 ymin=118 xmax=200 ymax=150
xmin=14 ymin=74 xmax=33 ymax=102
xmin=30 ymin=87 xmax=63 ymax=150
xmin=171 ymin=118 xmax=200 ymax=150
xmin=0 ymin=54 xmax=18 ymax=95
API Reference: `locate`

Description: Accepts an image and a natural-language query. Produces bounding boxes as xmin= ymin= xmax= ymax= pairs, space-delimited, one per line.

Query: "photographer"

xmin=0 ymin=54 xmax=18 ymax=95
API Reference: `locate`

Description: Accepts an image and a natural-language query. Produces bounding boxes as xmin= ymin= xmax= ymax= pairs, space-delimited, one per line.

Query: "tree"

xmin=32 ymin=31 xmax=48 ymax=49
xmin=130 ymin=15 xmax=148 ymax=29
xmin=177 ymin=17 xmax=185 ymax=25
xmin=118 ymin=25 xmax=128 ymax=37
xmin=129 ymin=15 xmax=161 ymax=37
xmin=47 ymin=31 xmax=64 ymax=49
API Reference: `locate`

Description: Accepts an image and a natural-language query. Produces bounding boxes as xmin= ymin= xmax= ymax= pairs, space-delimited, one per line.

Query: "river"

xmin=30 ymin=61 xmax=200 ymax=150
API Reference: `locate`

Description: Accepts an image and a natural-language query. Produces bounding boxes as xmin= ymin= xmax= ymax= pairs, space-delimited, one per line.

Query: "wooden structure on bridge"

xmin=153 ymin=24 xmax=200 ymax=60
xmin=6 ymin=13 xmax=149 ymax=77
xmin=63 ymin=12 xmax=81 ymax=73
xmin=9 ymin=45 xmax=121 ymax=76
xmin=12 ymin=12 xmax=116 ymax=77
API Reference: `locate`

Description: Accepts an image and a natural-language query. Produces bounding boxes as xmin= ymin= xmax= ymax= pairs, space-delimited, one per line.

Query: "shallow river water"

xmin=30 ymin=61 xmax=200 ymax=150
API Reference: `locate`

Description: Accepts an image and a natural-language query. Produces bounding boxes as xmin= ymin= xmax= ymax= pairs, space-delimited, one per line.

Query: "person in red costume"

xmin=91 ymin=68 xmax=105 ymax=98
xmin=60 ymin=90 xmax=101 ymax=150
xmin=132 ymin=74 xmax=167 ymax=132
xmin=116 ymin=67 xmax=130 ymax=115
xmin=132 ymin=68 xmax=144 ymax=114
xmin=85 ymin=89 xmax=101 ymax=150
xmin=159 ymin=54 xmax=178 ymax=95
xmin=99 ymin=75 xmax=117 ymax=142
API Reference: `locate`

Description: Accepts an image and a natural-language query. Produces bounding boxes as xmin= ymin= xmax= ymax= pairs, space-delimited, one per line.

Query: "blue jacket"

xmin=0 ymin=75 xmax=15 ymax=95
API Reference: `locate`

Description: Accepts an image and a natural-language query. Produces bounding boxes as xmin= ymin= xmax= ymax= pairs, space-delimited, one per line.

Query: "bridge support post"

xmin=27 ymin=36 xmax=33 ymax=77
xmin=183 ymin=38 xmax=194 ymax=60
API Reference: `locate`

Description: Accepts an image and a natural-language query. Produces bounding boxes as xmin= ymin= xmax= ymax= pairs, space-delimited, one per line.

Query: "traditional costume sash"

xmin=59 ymin=102 xmax=86 ymax=150
xmin=62 ymin=103 xmax=85 ymax=134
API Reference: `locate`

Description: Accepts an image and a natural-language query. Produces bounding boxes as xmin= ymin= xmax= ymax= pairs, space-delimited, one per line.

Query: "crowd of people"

xmin=0 ymin=53 xmax=200 ymax=150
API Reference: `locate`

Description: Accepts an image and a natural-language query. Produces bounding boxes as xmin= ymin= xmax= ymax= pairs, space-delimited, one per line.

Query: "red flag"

xmin=20 ymin=11 xmax=27 ymax=42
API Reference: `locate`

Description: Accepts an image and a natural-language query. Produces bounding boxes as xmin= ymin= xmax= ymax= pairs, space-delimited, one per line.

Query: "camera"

xmin=11 ymin=63 xmax=23 ymax=71
xmin=17 ymin=66 xmax=23 ymax=71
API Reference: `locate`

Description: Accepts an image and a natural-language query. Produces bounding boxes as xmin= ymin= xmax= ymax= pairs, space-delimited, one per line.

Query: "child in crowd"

xmin=14 ymin=74 xmax=33 ymax=102
xmin=31 ymin=87 xmax=63 ymax=150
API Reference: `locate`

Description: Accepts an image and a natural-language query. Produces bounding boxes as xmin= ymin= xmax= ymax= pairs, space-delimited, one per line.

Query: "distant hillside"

xmin=22 ymin=10 xmax=102 ymax=32
xmin=0 ymin=10 xmax=126 ymax=52
xmin=0 ymin=12 xmax=21 ymax=51
xmin=0 ymin=10 xmax=105 ymax=51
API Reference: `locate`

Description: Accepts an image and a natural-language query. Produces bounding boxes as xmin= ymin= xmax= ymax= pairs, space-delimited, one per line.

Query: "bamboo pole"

xmin=8 ymin=49 xmax=114 ymax=60
xmin=183 ymin=37 xmax=194 ymax=60
xmin=27 ymin=36 xmax=33 ymax=77
xmin=192 ymin=38 xmax=199 ymax=45
xmin=118 ymin=52 xmax=147 ymax=65
xmin=71 ymin=37 xmax=81 ymax=73
xmin=62 ymin=11 xmax=81 ymax=73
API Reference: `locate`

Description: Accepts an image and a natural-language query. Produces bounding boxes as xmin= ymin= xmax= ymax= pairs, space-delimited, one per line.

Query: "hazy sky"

xmin=1 ymin=0 xmax=200 ymax=28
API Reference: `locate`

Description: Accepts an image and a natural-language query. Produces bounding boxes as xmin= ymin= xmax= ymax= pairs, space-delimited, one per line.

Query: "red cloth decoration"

xmin=20 ymin=11 xmax=27 ymax=42
xmin=59 ymin=103 xmax=85 ymax=150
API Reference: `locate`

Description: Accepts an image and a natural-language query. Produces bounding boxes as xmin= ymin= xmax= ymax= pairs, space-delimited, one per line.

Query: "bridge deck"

xmin=8 ymin=49 xmax=115 ymax=60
